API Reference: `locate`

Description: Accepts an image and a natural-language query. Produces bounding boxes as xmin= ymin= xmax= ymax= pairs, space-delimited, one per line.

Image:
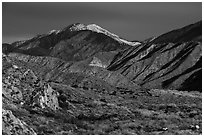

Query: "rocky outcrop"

xmin=89 ymin=51 xmax=118 ymax=68
xmin=2 ymin=58 xmax=59 ymax=110
xmin=31 ymin=83 xmax=59 ymax=110
xmin=89 ymin=57 xmax=107 ymax=68
xmin=2 ymin=109 xmax=36 ymax=135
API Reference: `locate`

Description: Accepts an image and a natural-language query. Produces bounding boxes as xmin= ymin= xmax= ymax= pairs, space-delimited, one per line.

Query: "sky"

xmin=2 ymin=2 xmax=202 ymax=43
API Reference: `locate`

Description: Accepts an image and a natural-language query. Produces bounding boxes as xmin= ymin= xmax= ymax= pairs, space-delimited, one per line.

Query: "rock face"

xmin=2 ymin=109 xmax=36 ymax=135
xmin=31 ymin=83 xmax=59 ymax=110
xmin=2 ymin=59 xmax=59 ymax=111
xmin=89 ymin=57 xmax=107 ymax=68
xmin=2 ymin=21 xmax=202 ymax=135
xmin=108 ymin=21 xmax=202 ymax=91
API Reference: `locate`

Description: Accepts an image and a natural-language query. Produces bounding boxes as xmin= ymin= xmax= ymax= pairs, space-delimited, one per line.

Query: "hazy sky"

xmin=2 ymin=2 xmax=202 ymax=43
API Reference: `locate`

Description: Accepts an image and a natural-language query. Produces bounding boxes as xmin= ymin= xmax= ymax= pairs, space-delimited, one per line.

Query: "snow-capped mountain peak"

xmin=69 ymin=23 xmax=141 ymax=46
xmin=47 ymin=29 xmax=61 ymax=35
xmin=69 ymin=23 xmax=86 ymax=31
xmin=86 ymin=24 xmax=120 ymax=38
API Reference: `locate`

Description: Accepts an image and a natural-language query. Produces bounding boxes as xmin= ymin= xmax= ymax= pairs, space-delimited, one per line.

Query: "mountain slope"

xmin=3 ymin=23 xmax=139 ymax=61
xmin=69 ymin=23 xmax=141 ymax=46
xmin=2 ymin=21 xmax=202 ymax=135
xmin=152 ymin=21 xmax=202 ymax=44
xmin=108 ymin=21 xmax=202 ymax=91
xmin=2 ymin=53 xmax=202 ymax=135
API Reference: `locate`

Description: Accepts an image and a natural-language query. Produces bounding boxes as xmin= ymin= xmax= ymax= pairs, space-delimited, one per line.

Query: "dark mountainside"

xmin=2 ymin=22 xmax=202 ymax=135
xmin=108 ymin=21 xmax=202 ymax=91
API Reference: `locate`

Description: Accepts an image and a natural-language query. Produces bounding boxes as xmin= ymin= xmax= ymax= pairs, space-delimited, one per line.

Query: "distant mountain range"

xmin=3 ymin=21 xmax=202 ymax=91
xmin=2 ymin=21 xmax=202 ymax=135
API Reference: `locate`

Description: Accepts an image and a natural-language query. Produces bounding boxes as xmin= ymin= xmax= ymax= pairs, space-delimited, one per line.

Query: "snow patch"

xmin=70 ymin=23 xmax=141 ymax=46
xmin=69 ymin=23 xmax=86 ymax=31
xmin=47 ymin=29 xmax=61 ymax=35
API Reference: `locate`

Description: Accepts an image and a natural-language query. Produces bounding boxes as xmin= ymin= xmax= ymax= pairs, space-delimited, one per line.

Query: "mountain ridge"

xmin=3 ymin=23 xmax=137 ymax=61
xmin=107 ymin=21 xmax=202 ymax=91
xmin=2 ymin=21 xmax=202 ymax=135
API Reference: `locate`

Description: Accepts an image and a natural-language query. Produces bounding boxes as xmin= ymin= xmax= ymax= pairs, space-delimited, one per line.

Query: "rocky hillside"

xmin=2 ymin=21 xmax=202 ymax=135
xmin=108 ymin=21 xmax=202 ymax=91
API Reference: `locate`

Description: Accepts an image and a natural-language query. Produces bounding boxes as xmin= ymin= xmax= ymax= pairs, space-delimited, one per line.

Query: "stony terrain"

xmin=2 ymin=21 xmax=202 ymax=135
